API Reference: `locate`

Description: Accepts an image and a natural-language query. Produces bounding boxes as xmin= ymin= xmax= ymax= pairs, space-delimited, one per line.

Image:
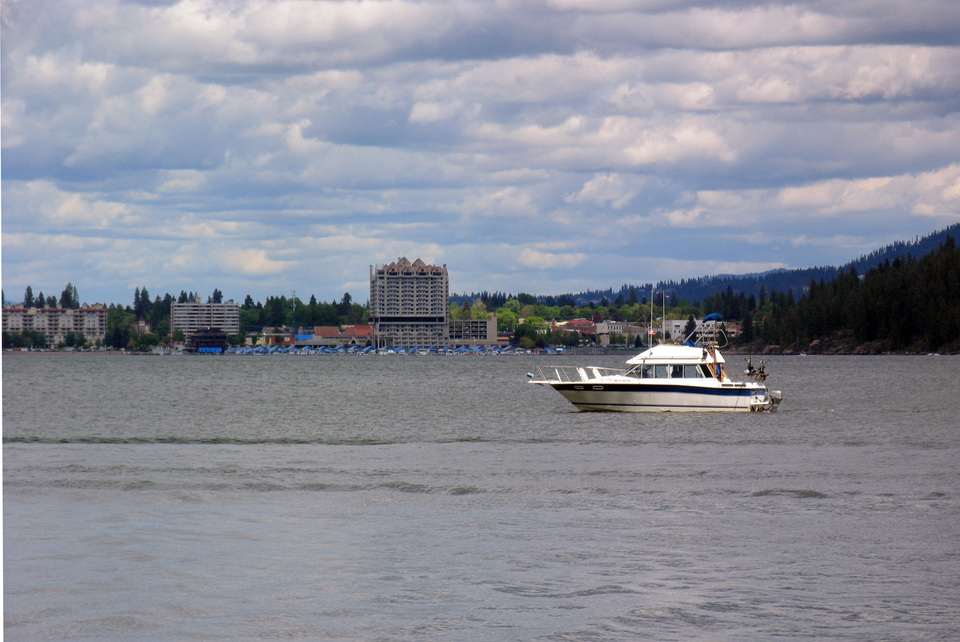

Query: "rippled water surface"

xmin=4 ymin=352 xmax=960 ymax=639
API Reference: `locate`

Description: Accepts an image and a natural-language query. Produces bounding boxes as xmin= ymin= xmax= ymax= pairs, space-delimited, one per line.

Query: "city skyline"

xmin=3 ymin=0 xmax=960 ymax=306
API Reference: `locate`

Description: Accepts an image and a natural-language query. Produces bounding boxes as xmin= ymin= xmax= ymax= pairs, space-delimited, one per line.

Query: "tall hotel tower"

xmin=370 ymin=257 xmax=449 ymax=346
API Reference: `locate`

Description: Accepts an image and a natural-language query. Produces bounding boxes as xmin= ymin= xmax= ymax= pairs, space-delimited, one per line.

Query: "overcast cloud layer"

xmin=3 ymin=0 xmax=960 ymax=305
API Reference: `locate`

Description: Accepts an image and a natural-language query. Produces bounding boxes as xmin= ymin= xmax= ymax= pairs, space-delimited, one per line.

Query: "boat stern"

xmin=750 ymin=388 xmax=782 ymax=412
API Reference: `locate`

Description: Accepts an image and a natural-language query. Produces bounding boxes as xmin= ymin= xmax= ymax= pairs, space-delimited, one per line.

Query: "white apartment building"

xmin=2 ymin=304 xmax=109 ymax=346
xmin=170 ymin=299 xmax=240 ymax=336
xmin=370 ymin=257 xmax=449 ymax=346
xmin=595 ymin=321 xmax=649 ymax=346
xmin=663 ymin=317 xmax=722 ymax=342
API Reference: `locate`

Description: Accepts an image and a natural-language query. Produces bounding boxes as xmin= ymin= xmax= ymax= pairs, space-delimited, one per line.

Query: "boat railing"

xmin=528 ymin=365 xmax=624 ymax=383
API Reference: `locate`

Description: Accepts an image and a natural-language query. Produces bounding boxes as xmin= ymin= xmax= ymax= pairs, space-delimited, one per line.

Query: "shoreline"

xmin=6 ymin=346 xmax=957 ymax=357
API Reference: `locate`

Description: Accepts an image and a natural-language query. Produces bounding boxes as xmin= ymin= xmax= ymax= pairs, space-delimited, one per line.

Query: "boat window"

xmin=671 ymin=365 xmax=683 ymax=378
xmin=684 ymin=364 xmax=704 ymax=378
xmin=654 ymin=365 xmax=668 ymax=378
xmin=700 ymin=364 xmax=712 ymax=377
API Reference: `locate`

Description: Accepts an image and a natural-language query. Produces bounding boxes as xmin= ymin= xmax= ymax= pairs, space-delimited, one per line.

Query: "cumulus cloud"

xmin=223 ymin=248 xmax=293 ymax=276
xmin=565 ymin=173 xmax=637 ymax=210
xmin=517 ymin=248 xmax=588 ymax=270
xmin=2 ymin=0 xmax=959 ymax=302
xmin=409 ymin=99 xmax=465 ymax=123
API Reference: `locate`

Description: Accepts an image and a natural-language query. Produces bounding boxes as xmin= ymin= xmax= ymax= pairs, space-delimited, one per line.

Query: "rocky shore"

xmin=727 ymin=336 xmax=960 ymax=356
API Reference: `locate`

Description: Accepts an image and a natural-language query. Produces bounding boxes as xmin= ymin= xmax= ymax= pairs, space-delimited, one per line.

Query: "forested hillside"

xmin=655 ymin=223 xmax=960 ymax=304
xmin=467 ymin=233 xmax=960 ymax=354
xmin=740 ymin=237 xmax=960 ymax=353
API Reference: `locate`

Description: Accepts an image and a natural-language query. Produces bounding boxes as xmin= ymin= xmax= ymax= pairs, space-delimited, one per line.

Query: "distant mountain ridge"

xmin=451 ymin=222 xmax=960 ymax=306
xmin=654 ymin=222 xmax=960 ymax=304
xmin=599 ymin=222 xmax=960 ymax=305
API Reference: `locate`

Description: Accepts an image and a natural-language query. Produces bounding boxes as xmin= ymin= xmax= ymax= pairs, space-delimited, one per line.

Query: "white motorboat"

xmin=528 ymin=318 xmax=782 ymax=413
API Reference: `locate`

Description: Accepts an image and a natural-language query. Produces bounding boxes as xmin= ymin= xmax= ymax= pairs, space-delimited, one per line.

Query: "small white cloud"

xmin=158 ymin=170 xmax=207 ymax=193
xmin=40 ymin=190 xmax=133 ymax=228
xmin=462 ymin=187 xmax=537 ymax=217
xmin=409 ymin=100 xmax=463 ymax=123
xmin=622 ymin=121 xmax=736 ymax=166
xmin=224 ymin=249 xmax=293 ymax=276
xmin=517 ymin=248 xmax=587 ymax=269
xmin=564 ymin=173 xmax=636 ymax=209
xmin=664 ymin=207 xmax=705 ymax=227
xmin=736 ymin=75 xmax=799 ymax=103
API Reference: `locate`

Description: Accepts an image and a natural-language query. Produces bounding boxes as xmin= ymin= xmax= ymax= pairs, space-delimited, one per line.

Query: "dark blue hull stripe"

xmin=574 ymin=403 xmax=738 ymax=410
xmin=552 ymin=383 xmax=760 ymax=397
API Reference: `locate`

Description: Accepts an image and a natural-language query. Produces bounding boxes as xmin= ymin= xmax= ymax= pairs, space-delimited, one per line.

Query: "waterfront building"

xmin=337 ymin=325 xmax=374 ymax=346
xmin=285 ymin=325 xmax=375 ymax=348
xmin=170 ymin=299 xmax=240 ymax=337
xmin=370 ymin=257 xmax=449 ymax=346
xmin=663 ymin=317 xmax=727 ymax=342
xmin=595 ymin=321 xmax=648 ymax=346
xmin=562 ymin=318 xmax=597 ymax=338
xmin=2 ymin=304 xmax=108 ymax=346
xmin=448 ymin=316 xmax=499 ymax=346
xmin=186 ymin=328 xmax=229 ymax=353
xmin=258 ymin=327 xmax=294 ymax=347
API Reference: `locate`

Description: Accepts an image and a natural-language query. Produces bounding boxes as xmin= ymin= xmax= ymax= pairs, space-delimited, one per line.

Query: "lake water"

xmin=4 ymin=352 xmax=959 ymax=640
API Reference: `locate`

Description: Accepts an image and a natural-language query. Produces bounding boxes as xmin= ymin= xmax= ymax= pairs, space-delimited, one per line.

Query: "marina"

xmin=220 ymin=344 xmax=552 ymax=356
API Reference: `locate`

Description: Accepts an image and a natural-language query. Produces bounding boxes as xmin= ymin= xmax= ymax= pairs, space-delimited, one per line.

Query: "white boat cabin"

xmin=623 ymin=344 xmax=728 ymax=380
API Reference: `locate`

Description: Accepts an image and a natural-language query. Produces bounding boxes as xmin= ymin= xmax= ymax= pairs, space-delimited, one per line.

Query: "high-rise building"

xmin=170 ymin=299 xmax=240 ymax=337
xmin=2 ymin=304 xmax=109 ymax=346
xmin=370 ymin=257 xmax=449 ymax=346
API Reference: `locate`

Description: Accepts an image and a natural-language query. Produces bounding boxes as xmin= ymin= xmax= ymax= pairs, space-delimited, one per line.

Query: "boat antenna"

xmin=649 ymin=285 xmax=654 ymax=349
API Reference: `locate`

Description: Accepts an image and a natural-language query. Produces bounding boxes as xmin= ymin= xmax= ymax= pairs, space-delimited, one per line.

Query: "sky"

xmin=3 ymin=0 xmax=960 ymax=307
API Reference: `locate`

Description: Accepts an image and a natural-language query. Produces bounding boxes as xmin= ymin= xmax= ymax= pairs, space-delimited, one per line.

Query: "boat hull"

xmin=549 ymin=381 xmax=770 ymax=412
xmin=528 ymin=342 xmax=782 ymax=412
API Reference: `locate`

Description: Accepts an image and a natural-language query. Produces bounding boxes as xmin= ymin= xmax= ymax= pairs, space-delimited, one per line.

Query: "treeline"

xmin=7 ymin=233 xmax=960 ymax=353
xmin=753 ymin=238 xmax=960 ymax=353
xmin=239 ymin=293 xmax=366 ymax=330
xmin=18 ymin=283 xmax=81 ymax=310
xmin=3 ymin=286 xmax=367 ymax=350
xmin=487 ymin=238 xmax=960 ymax=353
xmin=117 ymin=291 xmax=366 ymax=350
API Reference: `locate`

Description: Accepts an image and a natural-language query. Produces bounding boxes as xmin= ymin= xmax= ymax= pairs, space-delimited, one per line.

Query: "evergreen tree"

xmin=133 ymin=287 xmax=152 ymax=319
xmin=60 ymin=282 xmax=79 ymax=309
xmin=683 ymin=315 xmax=697 ymax=339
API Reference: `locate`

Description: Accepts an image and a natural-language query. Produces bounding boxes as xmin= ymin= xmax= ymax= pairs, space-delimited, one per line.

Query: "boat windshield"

xmin=626 ymin=364 xmax=711 ymax=379
xmin=684 ymin=364 xmax=707 ymax=378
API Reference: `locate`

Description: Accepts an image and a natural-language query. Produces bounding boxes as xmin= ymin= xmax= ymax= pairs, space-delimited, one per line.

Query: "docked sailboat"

xmin=528 ymin=315 xmax=782 ymax=412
